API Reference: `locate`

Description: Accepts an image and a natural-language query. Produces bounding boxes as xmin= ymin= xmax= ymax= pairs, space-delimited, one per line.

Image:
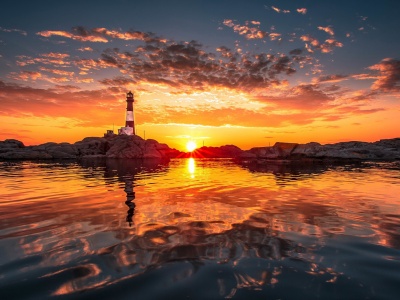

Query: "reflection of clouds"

xmin=1 ymin=159 xmax=400 ymax=298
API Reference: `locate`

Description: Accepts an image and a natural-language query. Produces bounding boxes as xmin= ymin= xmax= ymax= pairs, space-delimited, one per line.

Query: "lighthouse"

xmin=118 ymin=91 xmax=135 ymax=136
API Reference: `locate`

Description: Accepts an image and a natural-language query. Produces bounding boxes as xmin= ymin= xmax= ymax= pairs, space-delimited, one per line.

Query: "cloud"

xmin=342 ymin=90 xmax=377 ymax=102
xmin=296 ymin=8 xmax=307 ymax=15
xmin=14 ymin=27 xmax=317 ymax=95
xmin=42 ymin=52 xmax=70 ymax=59
xmin=0 ymin=27 xmax=27 ymax=36
xmin=352 ymin=73 xmax=378 ymax=80
xmin=271 ymin=6 xmax=290 ymax=14
xmin=99 ymin=76 xmax=134 ymax=86
xmin=37 ymin=29 xmax=109 ymax=43
xmin=317 ymin=26 xmax=335 ymax=36
xmin=9 ymin=71 xmax=42 ymax=81
xmin=0 ymin=80 xmax=120 ymax=126
xmin=369 ymin=58 xmax=400 ymax=92
xmin=335 ymin=106 xmax=384 ymax=116
xmin=36 ymin=27 xmax=161 ymax=44
xmin=149 ymin=105 xmax=318 ymax=127
xmin=77 ymin=47 xmax=93 ymax=52
xmin=16 ymin=53 xmax=71 ymax=66
xmin=223 ymin=19 xmax=268 ymax=40
xmin=322 ymin=84 xmax=341 ymax=92
xmin=321 ymin=40 xmax=343 ymax=53
xmin=300 ymin=35 xmax=343 ymax=53
xmin=253 ymin=84 xmax=332 ymax=110
xmin=38 ymin=67 xmax=74 ymax=76
xmin=91 ymin=40 xmax=304 ymax=92
xmin=314 ymin=74 xmax=349 ymax=83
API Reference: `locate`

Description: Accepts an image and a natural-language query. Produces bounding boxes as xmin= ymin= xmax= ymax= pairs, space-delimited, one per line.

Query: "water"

xmin=0 ymin=158 xmax=399 ymax=299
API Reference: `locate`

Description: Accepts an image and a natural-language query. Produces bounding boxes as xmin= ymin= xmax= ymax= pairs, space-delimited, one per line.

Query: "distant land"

xmin=0 ymin=135 xmax=399 ymax=161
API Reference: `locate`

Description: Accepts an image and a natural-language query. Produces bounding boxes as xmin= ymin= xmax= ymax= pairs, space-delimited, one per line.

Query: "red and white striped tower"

xmin=118 ymin=91 xmax=135 ymax=135
xmin=125 ymin=91 xmax=135 ymax=134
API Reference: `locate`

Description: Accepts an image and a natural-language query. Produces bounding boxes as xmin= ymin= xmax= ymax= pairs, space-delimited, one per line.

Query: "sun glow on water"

xmin=187 ymin=158 xmax=195 ymax=176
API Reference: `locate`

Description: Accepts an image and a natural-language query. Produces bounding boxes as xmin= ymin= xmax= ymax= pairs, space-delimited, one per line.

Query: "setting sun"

xmin=186 ymin=141 xmax=197 ymax=152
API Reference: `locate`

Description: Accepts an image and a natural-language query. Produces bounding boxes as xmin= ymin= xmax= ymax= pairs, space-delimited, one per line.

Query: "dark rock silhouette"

xmin=240 ymin=138 xmax=400 ymax=161
xmin=0 ymin=135 xmax=176 ymax=160
xmin=1 ymin=136 xmax=399 ymax=161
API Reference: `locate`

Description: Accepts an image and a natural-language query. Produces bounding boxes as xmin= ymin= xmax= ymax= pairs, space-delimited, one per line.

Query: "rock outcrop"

xmin=1 ymin=137 xmax=399 ymax=161
xmin=0 ymin=135 xmax=176 ymax=160
xmin=240 ymin=138 xmax=400 ymax=161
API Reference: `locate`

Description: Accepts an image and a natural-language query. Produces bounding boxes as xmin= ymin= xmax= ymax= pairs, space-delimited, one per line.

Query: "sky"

xmin=0 ymin=0 xmax=399 ymax=151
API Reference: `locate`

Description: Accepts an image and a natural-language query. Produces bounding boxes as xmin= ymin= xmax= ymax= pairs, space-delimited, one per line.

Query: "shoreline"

xmin=1 ymin=136 xmax=399 ymax=161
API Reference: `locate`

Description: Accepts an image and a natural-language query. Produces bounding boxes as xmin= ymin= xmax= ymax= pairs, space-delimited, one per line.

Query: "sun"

xmin=186 ymin=141 xmax=197 ymax=152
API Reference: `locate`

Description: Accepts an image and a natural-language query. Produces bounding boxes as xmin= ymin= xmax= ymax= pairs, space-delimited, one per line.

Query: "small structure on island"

xmin=118 ymin=91 xmax=135 ymax=136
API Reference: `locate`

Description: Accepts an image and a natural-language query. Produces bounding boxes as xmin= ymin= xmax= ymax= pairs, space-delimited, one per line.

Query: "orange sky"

xmin=0 ymin=1 xmax=399 ymax=151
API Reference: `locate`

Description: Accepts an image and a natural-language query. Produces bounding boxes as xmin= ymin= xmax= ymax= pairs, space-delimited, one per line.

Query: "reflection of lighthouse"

xmin=118 ymin=91 xmax=135 ymax=135
xmin=124 ymin=177 xmax=136 ymax=227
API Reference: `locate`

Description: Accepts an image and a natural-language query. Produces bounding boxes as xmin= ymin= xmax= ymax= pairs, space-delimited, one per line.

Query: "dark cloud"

xmin=91 ymin=39 xmax=304 ymax=92
xmin=289 ymin=48 xmax=303 ymax=55
xmin=33 ymin=26 xmax=313 ymax=93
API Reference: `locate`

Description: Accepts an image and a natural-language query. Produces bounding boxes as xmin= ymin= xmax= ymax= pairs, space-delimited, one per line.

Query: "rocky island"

xmin=0 ymin=135 xmax=177 ymax=160
xmin=0 ymin=136 xmax=399 ymax=161
xmin=238 ymin=139 xmax=400 ymax=161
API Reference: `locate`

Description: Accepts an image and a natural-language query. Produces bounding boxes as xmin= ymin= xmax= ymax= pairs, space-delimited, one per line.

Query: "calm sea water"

xmin=0 ymin=158 xmax=399 ymax=299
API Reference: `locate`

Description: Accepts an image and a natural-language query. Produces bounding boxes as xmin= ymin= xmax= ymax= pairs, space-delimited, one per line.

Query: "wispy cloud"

xmin=37 ymin=29 xmax=108 ymax=43
xmin=314 ymin=74 xmax=349 ymax=83
xmin=16 ymin=53 xmax=71 ymax=67
xmin=271 ymin=6 xmax=290 ymax=14
xmin=0 ymin=80 xmax=120 ymax=126
xmin=9 ymin=71 xmax=42 ymax=81
xmin=36 ymin=27 xmax=163 ymax=44
xmin=0 ymin=27 xmax=27 ymax=36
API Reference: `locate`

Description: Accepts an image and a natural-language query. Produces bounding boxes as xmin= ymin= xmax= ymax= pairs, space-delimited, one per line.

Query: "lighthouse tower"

xmin=118 ymin=91 xmax=135 ymax=136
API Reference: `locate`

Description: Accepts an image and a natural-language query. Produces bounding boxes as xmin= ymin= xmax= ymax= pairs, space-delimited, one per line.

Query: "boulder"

xmin=35 ymin=142 xmax=78 ymax=158
xmin=3 ymin=139 xmax=25 ymax=148
xmin=74 ymin=137 xmax=109 ymax=156
xmin=291 ymin=142 xmax=322 ymax=157
xmin=105 ymin=135 xmax=143 ymax=158
xmin=273 ymin=142 xmax=299 ymax=158
xmin=0 ymin=139 xmax=25 ymax=153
